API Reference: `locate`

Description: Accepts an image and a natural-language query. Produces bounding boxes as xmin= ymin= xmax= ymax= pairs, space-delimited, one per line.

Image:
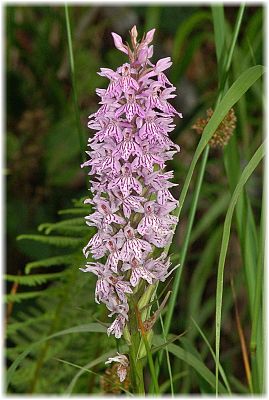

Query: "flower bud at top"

xmin=111 ymin=32 xmax=128 ymax=55
xmin=130 ymin=25 xmax=138 ymax=47
xmin=144 ymin=28 xmax=155 ymax=45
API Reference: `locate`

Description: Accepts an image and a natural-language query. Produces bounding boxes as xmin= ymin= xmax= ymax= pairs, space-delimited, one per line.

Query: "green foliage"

xmin=5 ymin=272 xmax=67 ymax=286
xmin=153 ymin=336 xmax=227 ymax=394
xmin=5 ymin=198 xmax=112 ymax=394
xmin=17 ymin=234 xmax=84 ymax=248
xmin=25 ymin=254 xmax=78 ymax=274
xmin=171 ymin=10 xmax=212 ymax=81
xmin=5 ymin=291 xmax=47 ymax=304
xmin=215 ymin=142 xmax=265 ymax=393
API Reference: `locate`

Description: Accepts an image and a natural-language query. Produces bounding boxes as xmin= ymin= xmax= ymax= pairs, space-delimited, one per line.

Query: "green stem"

xmin=64 ymin=4 xmax=86 ymax=164
xmin=158 ymin=298 xmax=174 ymax=395
xmin=129 ymin=341 xmax=145 ymax=394
xmin=142 ymin=333 xmax=160 ymax=394
xmin=128 ymin=302 xmax=145 ymax=394
xmin=218 ymin=4 xmax=245 ymax=100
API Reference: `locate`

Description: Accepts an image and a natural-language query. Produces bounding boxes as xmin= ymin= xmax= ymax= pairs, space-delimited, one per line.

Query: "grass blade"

xmin=172 ymin=10 xmax=211 ymax=68
xmin=176 ymin=65 xmax=264 ymax=221
xmin=157 ymin=298 xmax=174 ymax=395
xmin=64 ymin=4 xmax=86 ymax=163
xmin=153 ymin=337 xmax=228 ymax=393
xmin=215 ymin=142 xmax=265 ymax=393
xmin=250 ymin=180 xmax=265 ymax=393
xmin=160 ymin=64 xmax=264 ymax=377
xmin=224 ymin=136 xmax=259 ymax=315
xmin=191 ymin=317 xmax=231 ymax=394
xmin=216 ymin=4 xmax=245 ymax=103
xmin=211 ymin=5 xmax=226 ymax=79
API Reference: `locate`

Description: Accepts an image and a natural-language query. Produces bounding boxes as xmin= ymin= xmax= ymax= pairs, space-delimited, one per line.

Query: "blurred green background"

xmin=5 ymin=4 xmax=264 ymax=394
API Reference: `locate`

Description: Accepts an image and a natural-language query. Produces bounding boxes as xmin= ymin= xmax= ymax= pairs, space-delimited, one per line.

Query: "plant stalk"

xmin=128 ymin=302 xmax=145 ymax=394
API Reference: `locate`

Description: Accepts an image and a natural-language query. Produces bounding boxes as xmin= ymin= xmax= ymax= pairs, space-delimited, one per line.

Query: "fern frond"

xmin=5 ymin=272 xmax=67 ymax=286
xmin=6 ymin=197 xmax=109 ymax=394
xmin=39 ymin=225 xmax=89 ymax=236
xmin=5 ymin=291 xmax=45 ymax=303
xmin=7 ymin=314 xmax=53 ymax=335
xmin=58 ymin=208 xmax=88 ymax=215
xmin=25 ymin=254 xmax=79 ymax=274
xmin=17 ymin=234 xmax=84 ymax=248
xmin=38 ymin=217 xmax=86 ymax=234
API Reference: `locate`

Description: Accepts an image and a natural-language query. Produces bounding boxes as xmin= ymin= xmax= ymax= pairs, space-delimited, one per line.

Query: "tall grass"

xmin=65 ymin=4 xmax=86 ymax=163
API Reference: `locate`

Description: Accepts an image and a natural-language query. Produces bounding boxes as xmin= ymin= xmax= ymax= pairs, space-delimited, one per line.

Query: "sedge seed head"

xmin=192 ymin=108 xmax=237 ymax=149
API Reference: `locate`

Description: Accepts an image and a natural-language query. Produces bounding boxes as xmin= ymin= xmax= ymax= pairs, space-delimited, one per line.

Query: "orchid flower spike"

xmin=81 ymin=26 xmax=182 ymax=348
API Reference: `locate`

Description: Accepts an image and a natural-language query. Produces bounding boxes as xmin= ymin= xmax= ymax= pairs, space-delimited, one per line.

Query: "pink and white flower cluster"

xmin=81 ymin=26 xmax=182 ymax=339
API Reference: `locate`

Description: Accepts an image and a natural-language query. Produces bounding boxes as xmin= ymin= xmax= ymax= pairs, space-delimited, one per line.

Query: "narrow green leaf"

xmin=191 ymin=317 xmax=231 ymax=394
xmin=64 ymin=4 xmax=86 ymax=163
xmin=250 ymin=179 xmax=265 ymax=393
xmin=212 ymin=4 xmax=226 ymax=79
xmin=142 ymin=332 xmax=160 ymax=394
xmin=153 ymin=337 xmax=227 ymax=393
xmin=157 ymin=298 xmax=174 ymax=395
xmin=172 ymin=11 xmax=211 ymax=65
xmin=218 ymin=4 xmax=246 ymax=99
xmin=177 ymin=65 xmax=264 ymax=220
xmin=215 ymin=142 xmax=265 ymax=393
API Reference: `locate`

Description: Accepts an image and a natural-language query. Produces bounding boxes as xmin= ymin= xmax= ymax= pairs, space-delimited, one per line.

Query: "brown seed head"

xmin=192 ymin=108 xmax=237 ymax=149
